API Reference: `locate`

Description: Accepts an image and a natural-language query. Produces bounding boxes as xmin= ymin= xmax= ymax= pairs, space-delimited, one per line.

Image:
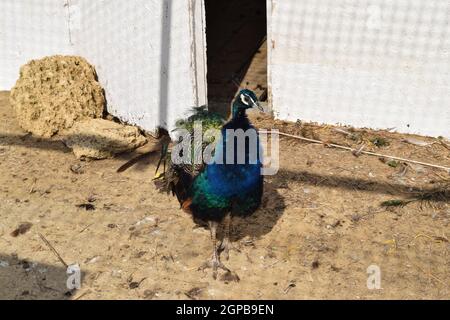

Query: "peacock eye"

xmin=240 ymin=94 xmax=249 ymax=105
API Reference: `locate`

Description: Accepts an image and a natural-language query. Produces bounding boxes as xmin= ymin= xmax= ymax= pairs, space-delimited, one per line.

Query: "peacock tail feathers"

xmin=174 ymin=106 xmax=225 ymax=138
xmin=154 ymin=106 xmax=226 ymax=202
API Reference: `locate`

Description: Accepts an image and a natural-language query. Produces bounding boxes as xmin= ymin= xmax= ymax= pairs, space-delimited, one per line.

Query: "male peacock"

xmin=155 ymin=89 xmax=264 ymax=280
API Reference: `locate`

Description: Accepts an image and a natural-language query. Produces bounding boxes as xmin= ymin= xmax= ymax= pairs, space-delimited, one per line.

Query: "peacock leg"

xmin=199 ymin=221 xmax=230 ymax=279
xmin=219 ymin=213 xmax=241 ymax=261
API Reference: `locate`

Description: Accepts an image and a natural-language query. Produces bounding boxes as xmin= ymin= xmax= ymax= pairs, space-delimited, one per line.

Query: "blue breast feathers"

xmin=204 ymin=127 xmax=263 ymax=197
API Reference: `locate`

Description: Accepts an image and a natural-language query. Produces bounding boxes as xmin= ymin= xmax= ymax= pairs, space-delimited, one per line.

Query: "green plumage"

xmin=175 ymin=106 xmax=225 ymax=135
xmin=154 ymin=106 xmax=226 ymax=205
xmin=156 ymin=90 xmax=263 ymax=224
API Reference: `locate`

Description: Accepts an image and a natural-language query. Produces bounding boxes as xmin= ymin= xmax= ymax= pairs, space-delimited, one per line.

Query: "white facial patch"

xmin=240 ymin=94 xmax=249 ymax=106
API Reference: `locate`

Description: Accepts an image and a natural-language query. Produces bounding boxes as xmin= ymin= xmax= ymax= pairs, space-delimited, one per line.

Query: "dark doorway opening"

xmin=205 ymin=0 xmax=267 ymax=117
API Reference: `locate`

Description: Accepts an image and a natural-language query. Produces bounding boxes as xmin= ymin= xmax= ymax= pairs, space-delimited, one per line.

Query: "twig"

xmin=410 ymin=233 xmax=449 ymax=245
xmin=438 ymin=140 xmax=450 ymax=151
xmin=332 ymin=128 xmax=353 ymax=136
xmin=416 ymin=265 xmax=447 ymax=287
xmin=79 ymin=223 xmax=94 ymax=234
xmin=29 ymin=177 xmax=37 ymax=194
xmin=38 ymin=233 xmax=68 ymax=268
xmin=352 ymin=143 xmax=366 ymax=157
xmin=261 ymin=130 xmax=450 ymax=173
xmin=283 ymin=281 xmax=296 ymax=294
xmin=74 ymin=289 xmax=92 ymax=300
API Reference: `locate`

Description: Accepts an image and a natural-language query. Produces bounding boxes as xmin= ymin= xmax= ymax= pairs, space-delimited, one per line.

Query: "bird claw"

xmin=198 ymin=256 xmax=231 ymax=280
xmin=219 ymin=270 xmax=240 ymax=283
xmin=219 ymin=239 xmax=241 ymax=261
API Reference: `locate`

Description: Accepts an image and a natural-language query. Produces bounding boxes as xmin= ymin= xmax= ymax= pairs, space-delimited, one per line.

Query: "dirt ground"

xmin=0 ymin=90 xmax=448 ymax=300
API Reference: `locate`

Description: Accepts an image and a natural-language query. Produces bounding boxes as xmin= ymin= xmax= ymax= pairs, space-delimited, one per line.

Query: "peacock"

xmin=154 ymin=89 xmax=264 ymax=280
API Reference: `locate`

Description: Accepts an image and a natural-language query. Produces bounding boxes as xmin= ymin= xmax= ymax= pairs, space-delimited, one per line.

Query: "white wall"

xmin=269 ymin=0 xmax=450 ymax=137
xmin=4 ymin=0 xmax=448 ymax=137
xmin=0 ymin=0 xmax=206 ymax=134
xmin=0 ymin=0 xmax=73 ymax=89
xmin=73 ymin=0 xmax=207 ymax=133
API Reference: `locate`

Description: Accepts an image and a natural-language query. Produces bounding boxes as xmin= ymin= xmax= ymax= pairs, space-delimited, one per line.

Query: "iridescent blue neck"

xmin=232 ymin=101 xmax=247 ymax=119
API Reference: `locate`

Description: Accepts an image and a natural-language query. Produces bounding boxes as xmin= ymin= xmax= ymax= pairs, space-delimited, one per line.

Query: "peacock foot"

xmin=219 ymin=238 xmax=241 ymax=261
xmin=198 ymin=255 xmax=229 ymax=279
xmin=198 ymin=255 xmax=239 ymax=281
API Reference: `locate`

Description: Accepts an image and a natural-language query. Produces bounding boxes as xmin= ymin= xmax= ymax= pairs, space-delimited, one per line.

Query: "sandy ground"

xmin=0 ymin=90 xmax=449 ymax=300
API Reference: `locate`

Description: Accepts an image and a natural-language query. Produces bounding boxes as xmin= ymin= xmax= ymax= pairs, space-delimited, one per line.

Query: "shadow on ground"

xmin=273 ymin=168 xmax=449 ymax=203
xmin=229 ymin=182 xmax=286 ymax=242
xmin=0 ymin=253 xmax=84 ymax=300
xmin=2 ymin=132 xmax=448 ymax=203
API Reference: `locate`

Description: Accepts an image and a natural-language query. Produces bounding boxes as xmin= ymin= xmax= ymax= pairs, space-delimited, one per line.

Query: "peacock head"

xmin=232 ymin=89 xmax=263 ymax=118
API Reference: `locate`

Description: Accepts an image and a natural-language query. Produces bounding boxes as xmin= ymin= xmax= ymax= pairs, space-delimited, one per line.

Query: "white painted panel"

xmin=269 ymin=0 xmax=450 ymax=137
xmin=0 ymin=0 xmax=207 ymax=134
xmin=0 ymin=0 xmax=73 ymax=89
xmin=73 ymin=0 xmax=207 ymax=134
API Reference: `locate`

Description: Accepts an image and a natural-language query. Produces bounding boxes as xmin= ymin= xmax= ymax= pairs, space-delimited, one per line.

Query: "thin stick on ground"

xmin=261 ymin=130 xmax=450 ymax=173
xmin=39 ymin=233 xmax=68 ymax=268
xmin=415 ymin=265 xmax=447 ymax=287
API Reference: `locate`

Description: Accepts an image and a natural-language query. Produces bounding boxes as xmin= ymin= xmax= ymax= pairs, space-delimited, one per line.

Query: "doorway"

xmin=204 ymin=0 xmax=267 ymax=117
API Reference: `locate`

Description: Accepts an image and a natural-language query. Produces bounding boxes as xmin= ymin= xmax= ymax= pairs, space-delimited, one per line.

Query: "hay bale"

xmin=10 ymin=55 xmax=105 ymax=137
xmin=63 ymin=119 xmax=147 ymax=159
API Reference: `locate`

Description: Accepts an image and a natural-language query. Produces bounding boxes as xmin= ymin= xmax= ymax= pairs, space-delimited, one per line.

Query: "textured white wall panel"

xmin=1 ymin=0 xmax=206 ymax=134
xmin=0 ymin=0 xmax=73 ymax=89
xmin=4 ymin=0 xmax=448 ymax=137
xmin=74 ymin=0 xmax=206 ymax=134
xmin=269 ymin=0 xmax=450 ymax=137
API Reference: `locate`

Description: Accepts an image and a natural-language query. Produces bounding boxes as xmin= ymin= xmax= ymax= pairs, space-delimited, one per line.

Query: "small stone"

xmin=144 ymin=289 xmax=159 ymax=299
xmin=76 ymin=203 xmax=95 ymax=211
xmin=63 ymin=119 xmax=147 ymax=159
xmin=11 ymin=222 xmax=33 ymax=237
xmin=70 ymin=164 xmax=85 ymax=174
xmin=111 ymin=269 xmax=123 ymax=278
xmin=85 ymin=256 xmax=101 ymax=264
xmin=129 ymin=282 xmax=140 ymax=290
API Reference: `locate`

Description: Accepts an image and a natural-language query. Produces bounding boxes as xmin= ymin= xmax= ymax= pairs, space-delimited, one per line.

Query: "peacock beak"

xmin=253 ymin=100 xmax=263 ymax=112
